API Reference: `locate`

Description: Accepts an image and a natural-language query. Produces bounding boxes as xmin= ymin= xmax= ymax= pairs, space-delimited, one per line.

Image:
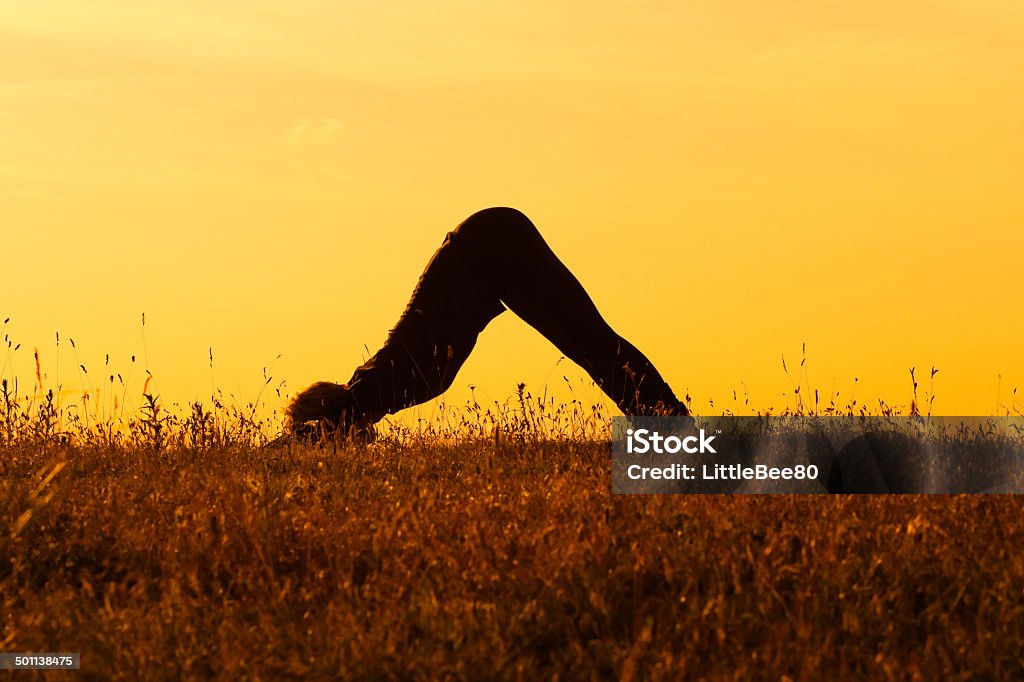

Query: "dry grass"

xmin=3 ymin=429 xmax=1024 ymax=680
xmin=3 ymin=327 xmax=1023 ymax=679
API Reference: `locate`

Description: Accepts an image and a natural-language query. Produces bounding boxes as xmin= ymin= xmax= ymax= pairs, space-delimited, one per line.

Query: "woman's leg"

xmin=453 ymin=207 xmax=686 ymax=417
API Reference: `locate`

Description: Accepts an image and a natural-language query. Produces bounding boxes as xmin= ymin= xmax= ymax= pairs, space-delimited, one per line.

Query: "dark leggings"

xmin=332 ymin=207 xmax=687 ymax=423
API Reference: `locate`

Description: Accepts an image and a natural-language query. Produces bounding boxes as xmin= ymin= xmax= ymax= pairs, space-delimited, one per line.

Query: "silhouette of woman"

xmin=288 ymin=207 xmax=686 ymax=434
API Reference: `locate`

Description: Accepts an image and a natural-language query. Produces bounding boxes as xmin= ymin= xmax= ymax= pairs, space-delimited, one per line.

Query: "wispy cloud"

xmin=283 ymin=117 xmax=344 ymax=152
xmin=282 ymin=118 xmax=347 ymax=177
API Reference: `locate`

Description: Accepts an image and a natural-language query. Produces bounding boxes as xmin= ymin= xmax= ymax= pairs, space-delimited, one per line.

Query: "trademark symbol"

xmin=716 ymin=429 xmax=722 ymax=434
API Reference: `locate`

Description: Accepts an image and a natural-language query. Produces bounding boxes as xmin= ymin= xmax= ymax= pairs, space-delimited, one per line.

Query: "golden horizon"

xmin=3 ymin=1 xmax=1022 ymax=417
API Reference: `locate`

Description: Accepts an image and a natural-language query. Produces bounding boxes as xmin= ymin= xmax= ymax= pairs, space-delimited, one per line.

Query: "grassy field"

xmin=3 ymin=422 xmax=1024 ymax=680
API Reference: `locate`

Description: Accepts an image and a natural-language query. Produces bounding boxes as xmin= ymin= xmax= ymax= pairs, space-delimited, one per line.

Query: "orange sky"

xmin=2 ymin=1 xmax=1022 ymax=421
